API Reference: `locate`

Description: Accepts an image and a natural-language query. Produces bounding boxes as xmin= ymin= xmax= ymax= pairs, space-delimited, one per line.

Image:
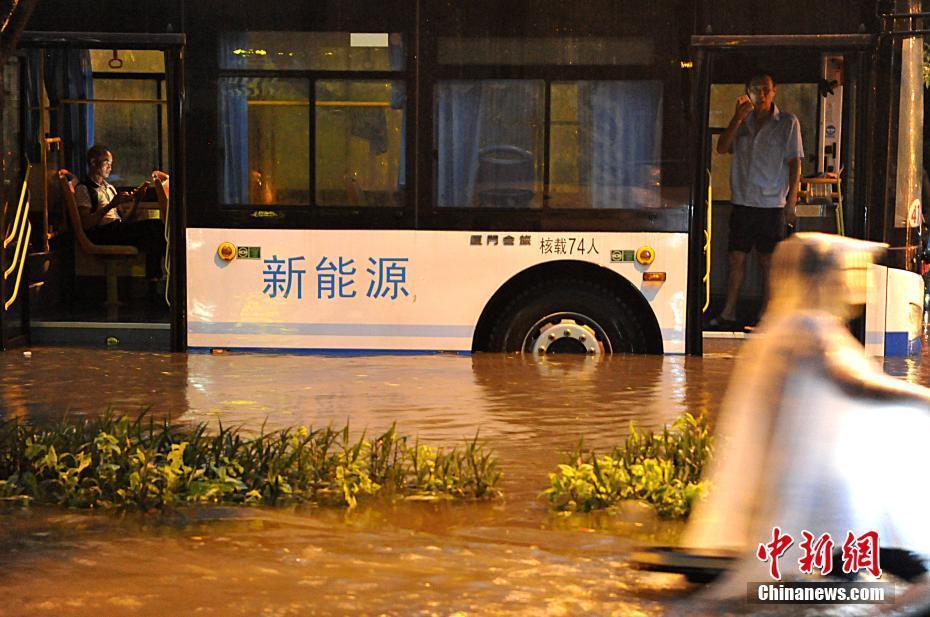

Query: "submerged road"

xmin=0 ymin=340 xmax=924 ymax=615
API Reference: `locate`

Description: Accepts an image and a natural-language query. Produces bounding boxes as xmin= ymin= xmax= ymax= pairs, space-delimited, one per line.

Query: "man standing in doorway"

xmin=711 ymin=72 xmax=803 ymax=329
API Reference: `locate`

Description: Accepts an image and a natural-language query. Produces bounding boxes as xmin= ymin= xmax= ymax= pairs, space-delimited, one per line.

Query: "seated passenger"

xmin=74 ymin=144 xmax=167 ymax=286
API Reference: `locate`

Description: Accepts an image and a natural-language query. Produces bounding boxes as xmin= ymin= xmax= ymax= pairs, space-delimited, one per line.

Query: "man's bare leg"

xmin=758 ymin=251 xmax=773 ymax=317
xmin=719 ymin=250 xmax=747 ymax=321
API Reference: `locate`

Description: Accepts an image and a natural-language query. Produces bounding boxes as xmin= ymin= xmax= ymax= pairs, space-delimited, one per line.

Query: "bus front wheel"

xmin=487 ymin=280 xmax=650 ymax=354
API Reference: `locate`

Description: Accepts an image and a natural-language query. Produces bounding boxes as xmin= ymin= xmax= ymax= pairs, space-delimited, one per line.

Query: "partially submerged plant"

xmin=542 ymin=413 xmax=712 ymax=519
xmin=0 ymin=414 xmax=502 ymax=511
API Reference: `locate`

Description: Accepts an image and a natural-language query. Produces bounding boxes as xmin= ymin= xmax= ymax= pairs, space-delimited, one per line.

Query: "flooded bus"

xmin=0 ymin=0 xmax=924 ymax=355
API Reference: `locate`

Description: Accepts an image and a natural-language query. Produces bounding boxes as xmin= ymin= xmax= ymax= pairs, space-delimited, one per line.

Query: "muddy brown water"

xmin=0 ymin=340 xmax=925 ymax=616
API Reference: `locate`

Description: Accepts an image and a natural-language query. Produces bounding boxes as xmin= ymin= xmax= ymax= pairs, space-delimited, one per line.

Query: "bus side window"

xmin=548 ymin=81 xmax=663 ymax=209
xmin=218 ymin=77 xmax=310 ymax=206
xmin=315 ymin=80 xmax=406 ymax=208
xmin=434 ymin=79 xmax=667 ymax=210
xmin=435 ymin=80 xmax=545 ymax=209
xmin=217 ymin=32 xmax=406 ymax=208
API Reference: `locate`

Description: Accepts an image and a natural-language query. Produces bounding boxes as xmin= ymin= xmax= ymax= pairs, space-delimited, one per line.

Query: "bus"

xmin=0 ymin=0 xmax=924 ymax=355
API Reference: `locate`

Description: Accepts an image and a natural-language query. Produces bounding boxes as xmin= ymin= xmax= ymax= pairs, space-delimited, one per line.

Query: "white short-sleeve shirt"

xmin=730 ymin=104 xmax=804 ymax=209
xmin=74 ymin=179 xmax=120 ymax=225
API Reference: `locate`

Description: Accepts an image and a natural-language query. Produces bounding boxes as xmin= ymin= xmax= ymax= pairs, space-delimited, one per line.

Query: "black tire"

xmin=486 ymin=278 xmax=651 ymax=354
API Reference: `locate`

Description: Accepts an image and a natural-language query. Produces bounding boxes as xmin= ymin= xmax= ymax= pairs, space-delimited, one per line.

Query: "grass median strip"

xmin=0 ymin=413 xmax=502 ymax=510
xmin=542 ymin=413 xmax=713 ymax=519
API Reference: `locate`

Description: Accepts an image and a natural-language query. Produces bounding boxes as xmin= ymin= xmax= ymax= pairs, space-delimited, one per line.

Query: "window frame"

xmin=418 ymin=64 xmax=691 ymax=233
xmin=415 ymin=3 xmax=692 ymax=234
xmin=196 ymin=27 xmax=415 ymax=231
xmin=214 ymin=67 xmax=410 ymax=212
xmin=432 ymin=76 xmax=675 ymax=214
xmin=89 ymin=70 xmax=168 ymax=187
xmin=189 ymin=17 xmax=693 ymax=232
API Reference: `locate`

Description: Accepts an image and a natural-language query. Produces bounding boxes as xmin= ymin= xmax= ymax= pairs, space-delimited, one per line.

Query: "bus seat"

xmin=45 ymin=169 xmax=67 ymax=238
xmin=58 ymin=169 xmax=142 ymax=319
xmin=343 ymin=174 xmax=366 ymax=206
xmin=476 ymin=145 xmax=535 ymax=208
xmin=152 ymin=170 xmax=169 ymax=221
xmin=797 ymin=176 xmax=845 ymax=235
xmin=152 ymin=170 xmax=171 ymax=307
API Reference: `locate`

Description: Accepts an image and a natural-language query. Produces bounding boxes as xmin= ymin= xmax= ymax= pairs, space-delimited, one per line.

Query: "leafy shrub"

xmin=0 ymin=414 xmax=502 ymax=510
xmin=542 ymin=413 xmax=712 ymax=519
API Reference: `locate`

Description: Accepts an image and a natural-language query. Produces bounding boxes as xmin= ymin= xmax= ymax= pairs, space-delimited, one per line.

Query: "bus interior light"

xmin=350 ymin=33 xmax=389 ymax=47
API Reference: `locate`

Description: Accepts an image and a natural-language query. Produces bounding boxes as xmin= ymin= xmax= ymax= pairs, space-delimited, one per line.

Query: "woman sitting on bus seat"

xmin=74 ymin=143 xmax=167 ymax=284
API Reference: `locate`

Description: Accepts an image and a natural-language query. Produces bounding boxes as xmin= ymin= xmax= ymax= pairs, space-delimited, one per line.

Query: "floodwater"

xmin=0 ymin=340 xmax=925 ymax=616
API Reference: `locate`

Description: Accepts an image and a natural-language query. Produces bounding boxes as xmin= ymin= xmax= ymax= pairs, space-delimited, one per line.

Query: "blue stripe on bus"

xmin=884 ymin=331 xmax=922 ymax=357
xmin=191 ymin=323 xmax=688 ymax=349
xmin=188 ymin=322 xmax=475 ymax=338
xmin=188 ymin=347 xmax=471 ymax=356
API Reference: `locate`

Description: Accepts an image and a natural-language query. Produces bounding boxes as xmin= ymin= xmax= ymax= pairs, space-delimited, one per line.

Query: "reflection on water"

xmin=0 ymin=340 xmax=921 ymax=615
xmin=0 ymin=505 xmax=690 ymax=616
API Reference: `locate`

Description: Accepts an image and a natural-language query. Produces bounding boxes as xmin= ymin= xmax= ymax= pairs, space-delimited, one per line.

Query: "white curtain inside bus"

xmin=586 ymin=81 xmax=662 ymax=209
xmin=435 ymin=79 xmax=663 ymax=209
xmin=23 ymin=49 xmax=95 ymax=174
xmin=435 ymin=80 xmax=543 ymax=208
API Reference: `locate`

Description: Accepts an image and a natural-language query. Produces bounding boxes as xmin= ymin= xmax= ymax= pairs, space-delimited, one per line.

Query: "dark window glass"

xmin=548 ymin=81 xmax=664 ymax=209
xmin=315 ymin=80 xmax=406 ymax=207
xmin=438 ymin=36 xmax=653 ymax=66
xmin=218 ymin=77 xmax=310 ymax=205
xmin=90 ymin=78 xmax=165 ymax=187
xmin=434 ymin=80 xmax=544 ymax=208
xmin=435 ymin=79 xmax=683 ymax=210
xmin=89 ymin=49 xmax=165 ymax=73
xmin=219 ymin=32 xmax=405 ymax=72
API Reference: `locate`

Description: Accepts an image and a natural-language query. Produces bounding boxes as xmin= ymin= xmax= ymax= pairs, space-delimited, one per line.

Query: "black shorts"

xmin=728 ymin=204 xmax=786 ymax=254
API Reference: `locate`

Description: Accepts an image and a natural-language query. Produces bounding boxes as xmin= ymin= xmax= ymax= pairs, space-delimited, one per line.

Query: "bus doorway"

xmin=9 ymin=32 xmax=185 ymax=350
xmin=691 ymin=36 xmax=872 ymax=336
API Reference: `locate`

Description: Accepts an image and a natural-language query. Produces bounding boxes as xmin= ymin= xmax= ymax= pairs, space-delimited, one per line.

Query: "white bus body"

xmin=187 ymin=228 xmax=688 ymax=353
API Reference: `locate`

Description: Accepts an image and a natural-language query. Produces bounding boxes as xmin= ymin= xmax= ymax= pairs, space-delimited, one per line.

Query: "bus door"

xmin=12 ymin=32 xmax=185 ymax=350
xmin=0 ymin=53 xmax=29 ymax=350
xmin=688 ymin=35 xmax=874 ymax=337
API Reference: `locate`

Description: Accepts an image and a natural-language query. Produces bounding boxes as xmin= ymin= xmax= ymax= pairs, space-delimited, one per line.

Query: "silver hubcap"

xmin=523 ymin=312 xmax=611 ymax=355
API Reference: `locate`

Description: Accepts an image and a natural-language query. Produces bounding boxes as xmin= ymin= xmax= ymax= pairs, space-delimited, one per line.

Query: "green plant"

xmin=542 ymin=412 xmax=712 ymax=519
xmin=0 ymin=413 xmax=502 ymax=511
